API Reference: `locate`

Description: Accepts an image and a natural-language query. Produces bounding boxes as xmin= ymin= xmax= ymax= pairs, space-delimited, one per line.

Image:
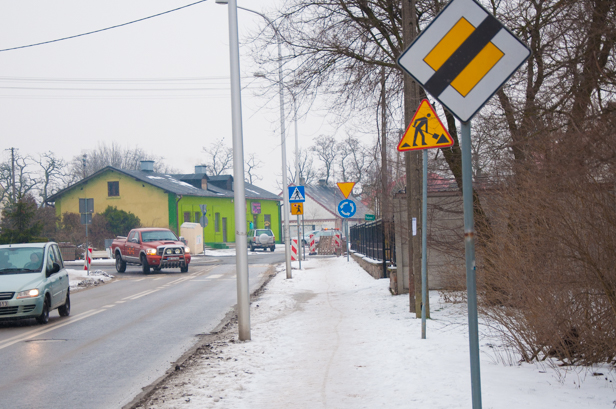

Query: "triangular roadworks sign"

xmin=337 ymin=182 xmax=355 ymax=199
xmin=397 ymin=99 xmax=454 ymax=151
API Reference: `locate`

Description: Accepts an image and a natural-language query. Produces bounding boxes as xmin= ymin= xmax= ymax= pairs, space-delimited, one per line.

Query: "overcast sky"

xmin=0 ymin=0 xmax=338 ymax=194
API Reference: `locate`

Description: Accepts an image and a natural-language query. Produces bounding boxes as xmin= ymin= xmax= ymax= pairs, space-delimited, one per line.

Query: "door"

xmin=222 ymin=218 xmax=227 ymax=243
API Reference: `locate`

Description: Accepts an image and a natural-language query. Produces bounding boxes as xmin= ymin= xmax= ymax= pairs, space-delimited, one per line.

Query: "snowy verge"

xmin=67 ymin=269 xmax=114 ymax=292
xmin=133 ymin=257 xmax=615 ymax=409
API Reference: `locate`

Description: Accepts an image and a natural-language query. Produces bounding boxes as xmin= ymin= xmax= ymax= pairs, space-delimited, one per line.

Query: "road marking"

xmin=133 ymin=278 xmax=146 ymax=282
xmin=0 ymin=309 xmax=104 ymax=351
xmin=153 ymin=277 xmax=164 ymax=281
xmin=102 ymin=304 xmax=115 ymax=308
xmin=208 ymin=274 xmax=223 ymax=279
xmin=123 ymin=289 xmax=154 ymax=300
xmin=129 ymin=289 xmax=160 ymax=300
xmin=115 ymin=300 xmax=126 ymax=304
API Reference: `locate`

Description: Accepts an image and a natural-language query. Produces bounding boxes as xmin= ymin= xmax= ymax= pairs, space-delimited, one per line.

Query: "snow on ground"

xmin=66 ymin=269 xmax=114 ymax=292
xmin=136 ymin=257 xmax=615 ymax=409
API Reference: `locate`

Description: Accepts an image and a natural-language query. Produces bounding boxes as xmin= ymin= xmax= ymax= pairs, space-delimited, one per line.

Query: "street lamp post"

xmin=218 ymin=0 xmax=251 ymax=341
xmin=217 ymin=0 xmax=293 ymax=279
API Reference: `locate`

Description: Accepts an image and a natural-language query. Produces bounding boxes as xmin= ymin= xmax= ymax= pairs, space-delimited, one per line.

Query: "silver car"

xmin=0 ymin=242 xmax=70 ymax=324
xmin=248 ymin=229 xmax=276 ymax=252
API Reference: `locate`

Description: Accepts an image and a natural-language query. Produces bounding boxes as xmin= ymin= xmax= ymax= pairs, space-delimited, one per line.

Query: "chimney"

xmin=140 ymin=160 xmax=154 ymax=172
xmin=195 ymin=165 xmax=207 ymax=174
xmin=318 ymin=179 xmax=327 ymax=187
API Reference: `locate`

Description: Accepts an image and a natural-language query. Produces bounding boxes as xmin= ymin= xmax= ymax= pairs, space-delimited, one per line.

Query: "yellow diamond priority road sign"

xmin=397 ymin=0 xmax=530 ymax=122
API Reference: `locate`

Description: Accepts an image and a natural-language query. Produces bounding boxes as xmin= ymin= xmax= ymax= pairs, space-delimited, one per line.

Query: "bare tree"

xmin=245 ymin=153 xmax=263 ymax=185
xmin=310 ymin=135 xmax=337 ymax=185
xmin=67 ymin=142 xmax=173 ymax=180
xmin=337 ymin=135 xmax=374 ymax=186
xmin=35 ymin=151 xmax=68 ymax=204
xmin=202 ymin=138 xmax=233 ymax=176
xmin=0 ymin=152 xmax=37 ymax=205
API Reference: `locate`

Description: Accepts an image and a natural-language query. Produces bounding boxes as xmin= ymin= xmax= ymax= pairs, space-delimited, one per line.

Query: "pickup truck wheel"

xmin=58 ymin=290 xmax=70 ymax=317
xmin=115 ymin=253 xmax=126 ymax=273
xmin=270 ymin=246 xmax=275 ymax=252
xmin=141 ymin=254 xmax=150 ymax=274
xmin=36 ymin=296 xmax=50 ymax=324
xmin=180 ymin=265 xmax=188 ymax=273
xmin=250 ymin=244 xmax=255 ymax=252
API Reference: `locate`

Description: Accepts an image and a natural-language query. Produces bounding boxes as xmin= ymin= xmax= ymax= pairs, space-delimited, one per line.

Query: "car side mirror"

xmin=47 ymin=262 xmax=61 ymax=276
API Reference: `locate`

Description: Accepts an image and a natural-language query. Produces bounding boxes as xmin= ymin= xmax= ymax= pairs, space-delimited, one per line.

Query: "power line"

xmin=0 ymin=0 xmax=208 ymax=53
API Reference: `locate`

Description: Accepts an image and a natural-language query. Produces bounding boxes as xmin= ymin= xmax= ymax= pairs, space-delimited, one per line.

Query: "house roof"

xmin=47 ymin=166 xmax=281 ymax=202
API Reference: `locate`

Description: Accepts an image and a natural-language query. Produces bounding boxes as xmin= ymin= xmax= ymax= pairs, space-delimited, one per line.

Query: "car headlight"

xmin=146 ymin=248 xmax=157 ymax=255
xmin=184 ymin=247 xmax=190 ymax=254
xmin=16 ymin=288 xmax=40 ymax=299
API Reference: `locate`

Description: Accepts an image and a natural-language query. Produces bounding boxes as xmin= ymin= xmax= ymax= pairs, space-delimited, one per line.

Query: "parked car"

xmin=111 ymin=228 xmax=191 ymax=274
xmin=248 ymin=229 xmax=276 ymax=252
xmin=0 ymin=242 xmax=70 ymax=324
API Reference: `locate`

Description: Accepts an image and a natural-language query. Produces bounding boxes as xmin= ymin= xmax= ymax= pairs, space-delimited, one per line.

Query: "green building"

xmin=47 ymin=162 xmax=282 ymax=244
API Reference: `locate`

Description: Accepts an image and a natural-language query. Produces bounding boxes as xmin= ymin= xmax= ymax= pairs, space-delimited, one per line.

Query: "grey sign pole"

xmin=461 ymin=120 xmax=482 ymax=408
xmin=421 ymin=149 xmax=428 ymax=339
xmin=345 ymin=219 xmax=349 ymax=262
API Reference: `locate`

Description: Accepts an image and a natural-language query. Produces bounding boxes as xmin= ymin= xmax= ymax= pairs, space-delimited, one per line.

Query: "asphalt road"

xmin=0 ymin=252 xmax=284 ymax=409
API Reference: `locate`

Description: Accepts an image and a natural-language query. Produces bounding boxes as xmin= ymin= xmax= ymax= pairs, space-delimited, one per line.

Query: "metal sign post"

xmin=397 ymin=0 xmax=530 ymax=405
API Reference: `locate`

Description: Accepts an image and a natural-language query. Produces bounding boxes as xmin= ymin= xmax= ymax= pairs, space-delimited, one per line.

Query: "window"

xmin=195 ymin=212 xmax=200 ymax=223
xmin=215 ymin=212 xmax=220 ymax=233
xmin=183 ymin=212 xmax=190 ymax=222
xmin=108 ymin=181 xmax=119 ymax=197
xmin=264 ymin=214 xmax=271 ymax=229
xmin=52 ymin=245 xmax=64 ymax=268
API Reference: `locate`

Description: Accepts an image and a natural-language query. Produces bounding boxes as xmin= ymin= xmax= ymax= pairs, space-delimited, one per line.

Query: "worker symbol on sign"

xmin=397 ymin=99 xmax=455 ymax=152
xmin=413 ymin=113 xmax=431 ymax=146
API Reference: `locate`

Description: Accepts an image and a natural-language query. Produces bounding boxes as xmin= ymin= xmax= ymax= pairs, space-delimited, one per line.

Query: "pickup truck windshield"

xmin=0 ymin=247 xmax=44 ymax=274
xmin=141 ymin=231 xmax=178 ymax=242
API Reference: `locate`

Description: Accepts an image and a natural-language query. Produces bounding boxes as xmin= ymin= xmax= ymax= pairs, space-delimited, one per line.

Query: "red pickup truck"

xmin=111 ymin=228 xmax=191 ymax=274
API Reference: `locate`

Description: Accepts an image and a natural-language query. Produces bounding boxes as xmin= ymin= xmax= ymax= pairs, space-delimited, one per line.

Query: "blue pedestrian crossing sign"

xmin=288 ymin=186 xmax=305 ymax=203
xmin=338 ymin=199 xmax=356 ymax=218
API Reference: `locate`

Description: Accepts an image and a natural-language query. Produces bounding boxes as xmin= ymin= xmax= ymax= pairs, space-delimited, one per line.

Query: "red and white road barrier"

xmin=291 ymin=239 xmax=298 ymax=261
xmin=83 ymin=247 xmax=92 ymax=270
xmin=334 ymin=232 xmax=342 ymax=248
xmin=309 ymin=234 xmax=316 ymax=254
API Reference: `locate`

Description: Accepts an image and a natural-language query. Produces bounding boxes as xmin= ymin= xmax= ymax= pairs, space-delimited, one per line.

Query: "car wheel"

xmin=180 ymin=265 xmax=188 ymax=273
xmin=58 ymin=290 xmax=70 ymax=317
xmin=250 ymin=244 xmax=255 ymax=252
xmin=141 ymin=254 xmax=150 ymax=274
xmin=115 ymin=253 xmax=126 ymax=273
xmin=270 ymin=246 xmax=275 ymax=252
xmin=36 ymin=296 xmax=50 ymax=324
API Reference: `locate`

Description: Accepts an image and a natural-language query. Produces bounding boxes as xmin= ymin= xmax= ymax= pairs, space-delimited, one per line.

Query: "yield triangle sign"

xmin=337 ymin=182 xmax=355 ymax=199
xmin=397 ymin=99 xmax=454 ymax=151
xmin=289 ymin=187 xmax=305 ymax=201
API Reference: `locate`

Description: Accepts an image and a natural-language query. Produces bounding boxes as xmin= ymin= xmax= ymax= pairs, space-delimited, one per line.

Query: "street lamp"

xmin=217 ymin=0 xmax=251 ymax=341
xmin=216 ymin=0 xmax=293 ymax=280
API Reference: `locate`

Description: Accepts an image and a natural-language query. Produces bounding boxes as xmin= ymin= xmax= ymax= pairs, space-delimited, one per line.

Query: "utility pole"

xmin=402 ymin=0 xmax=422 ymax=315
xmin=10 ymin=147 xmax=16 ymax=202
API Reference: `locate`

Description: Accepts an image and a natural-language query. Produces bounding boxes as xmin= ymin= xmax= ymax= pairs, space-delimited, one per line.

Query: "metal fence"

xmin=349 ymin=219 xmax=396 ymax=278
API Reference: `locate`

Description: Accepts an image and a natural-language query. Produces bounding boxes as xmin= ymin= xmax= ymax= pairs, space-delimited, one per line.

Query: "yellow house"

xmin=47 ymin=162 xmax=282 ymax=244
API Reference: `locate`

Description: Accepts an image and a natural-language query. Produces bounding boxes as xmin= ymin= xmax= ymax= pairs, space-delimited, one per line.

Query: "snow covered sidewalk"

xmin=137 ymin=257 xmax=615 ymax=409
